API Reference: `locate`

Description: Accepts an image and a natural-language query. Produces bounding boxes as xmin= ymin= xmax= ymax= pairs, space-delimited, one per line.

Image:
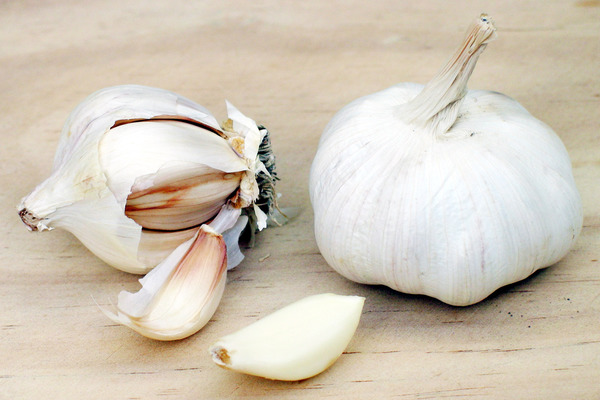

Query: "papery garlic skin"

xmin=209 ymin=293 xmax=365 ymax=381
xmin=309 ymin=15 xmax=583 ymax=306
xmin=18 ymin=85 xmax=276 ymax=274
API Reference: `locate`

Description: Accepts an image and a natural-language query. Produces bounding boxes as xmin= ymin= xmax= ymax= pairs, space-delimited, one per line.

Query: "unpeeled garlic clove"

xmin=209 ymin=293 xmax=365 ymax=381
xmin=102 ymin=221 xmax=231 ymax=340
xmin=100 ymin=120 xmax=246 ymax=231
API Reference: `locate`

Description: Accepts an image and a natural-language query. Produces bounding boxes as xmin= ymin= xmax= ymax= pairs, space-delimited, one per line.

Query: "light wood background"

xmin=1 ymin=1 xmax=599 ymax=398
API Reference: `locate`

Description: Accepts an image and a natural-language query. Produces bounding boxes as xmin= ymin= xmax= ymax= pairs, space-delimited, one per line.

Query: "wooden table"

xmin=1 ymin=1 xmax=598 ymax=398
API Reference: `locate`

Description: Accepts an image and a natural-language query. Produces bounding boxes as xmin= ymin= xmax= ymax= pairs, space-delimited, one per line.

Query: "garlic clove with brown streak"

xmin=99 ymin=120 xmax=246 ymax=231
xmin=102 ymin=206 xmax=243 ymax=340
xmin=309 ymin=15 xmax=583 ymax=306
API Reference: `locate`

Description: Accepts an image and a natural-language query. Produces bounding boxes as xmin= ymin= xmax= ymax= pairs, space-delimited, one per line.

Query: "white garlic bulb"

xmin=309 ymin=15 xmax=583 ymax=306
xmin=18 ymin=85 xmax=277 ymax=274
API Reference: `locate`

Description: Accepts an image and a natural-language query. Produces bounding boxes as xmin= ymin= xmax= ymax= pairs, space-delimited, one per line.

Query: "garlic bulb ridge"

xmin=310 ymin=15 xmax=583 ymax=306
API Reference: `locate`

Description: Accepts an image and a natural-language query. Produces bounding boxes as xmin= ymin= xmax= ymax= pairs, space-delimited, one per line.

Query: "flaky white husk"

xmin=310 ymin=84 xmax=583 ymax=306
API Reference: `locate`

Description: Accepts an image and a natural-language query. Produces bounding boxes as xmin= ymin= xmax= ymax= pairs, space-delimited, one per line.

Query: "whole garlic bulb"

xmin=309 ymin=15 xmax=583 ymax=306
xmin=18 ymin=85 xmax=277 ymax=274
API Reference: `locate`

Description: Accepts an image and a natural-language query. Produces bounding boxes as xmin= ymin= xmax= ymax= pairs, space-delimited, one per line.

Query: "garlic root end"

xmin=18 ymin=208 xmax=46 ymax=231
xmin=210 ymin=345 xmax=231 ymax=367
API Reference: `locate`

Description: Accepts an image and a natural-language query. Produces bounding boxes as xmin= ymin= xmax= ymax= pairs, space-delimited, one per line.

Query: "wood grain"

xmin=1 ymin=1 xmax=599 ymax=398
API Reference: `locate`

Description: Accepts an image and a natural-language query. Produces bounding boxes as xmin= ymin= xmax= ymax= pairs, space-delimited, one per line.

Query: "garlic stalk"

xmin=18 ymin=85 xmax=278 ymax=274
xmin=209 ymin=293 xmax=365 ymax=381
xmin=309 ymin=15 xmax=583 ymax=306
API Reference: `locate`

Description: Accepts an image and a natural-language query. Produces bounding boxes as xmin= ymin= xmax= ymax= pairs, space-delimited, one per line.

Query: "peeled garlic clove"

xmin=18 ymin=85 xmax=278 ymax=273
xmin=310 ymin=15 xmax=583 ymax=306
xmin=102 ymin=223 xmax=229 ymax=341
xmin=209 ymin=293 xmax=365 ymax=381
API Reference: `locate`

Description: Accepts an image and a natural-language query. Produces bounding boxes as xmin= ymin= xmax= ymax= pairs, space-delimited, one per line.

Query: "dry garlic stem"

xmin=209 ymin=293 xmax=365 ymax=381
xmin=400 ymin=14 xmax=497 ymax=135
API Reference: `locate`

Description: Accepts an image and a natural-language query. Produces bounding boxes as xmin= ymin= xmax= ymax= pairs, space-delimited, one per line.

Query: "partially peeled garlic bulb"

xmin=209 ymin=293 xmax=365 ymax=381
xmin=18 ymin=85 xmax=277 ymax=274
xmin=19 ymin=85 xmax=280 ymax=340
xmin=309 ymin=15 xmax=583 ymax=306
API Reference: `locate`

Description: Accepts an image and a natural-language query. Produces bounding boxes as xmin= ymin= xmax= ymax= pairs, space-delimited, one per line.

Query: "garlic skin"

xmin=309 ymin=15 xmax=583 ymax=306
xmin=18 ymin=85 xmax=276 ymax=274
xmin=209 ymin=293 xmax=365 ymax=381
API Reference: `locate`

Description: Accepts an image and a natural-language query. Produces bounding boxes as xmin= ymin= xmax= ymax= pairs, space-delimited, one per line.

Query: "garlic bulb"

xmin=309 ymin=15 xmax=583 ymax=306
xmin=209 ymin=293 xmax=365 ymax=381
xmin=18 ymin=85 xmax=278 ymax=274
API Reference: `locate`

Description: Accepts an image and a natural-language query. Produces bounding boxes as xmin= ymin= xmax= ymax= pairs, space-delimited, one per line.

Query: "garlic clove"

xmin=102 ymin=224 xmax=228 ymax=341
xmin=209 ymin=293 xmax=365 ymax=381
xmin=124 ymin=163 xmax=244 ymax=231
xmin=99 ymin=119 xmax=247 ymax=207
